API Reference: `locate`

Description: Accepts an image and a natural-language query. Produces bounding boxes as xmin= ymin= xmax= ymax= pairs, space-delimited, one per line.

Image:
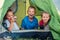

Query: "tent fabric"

xmin=0 ymin=0 xmax=15 ymax=21
xmin=30 ymin=0 xmax=60 ymax=40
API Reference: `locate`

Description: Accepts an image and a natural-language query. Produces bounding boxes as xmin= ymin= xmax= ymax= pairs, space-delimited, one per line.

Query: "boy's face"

xmin=6 ymin=11 xmax=14 ymax=21
xmin=42 ymin=13 xmax=50 ymax=24
xmin=28 ymin=8 xmax=35 ymax=19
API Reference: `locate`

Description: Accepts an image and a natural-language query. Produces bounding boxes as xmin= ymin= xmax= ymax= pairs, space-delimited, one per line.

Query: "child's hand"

xmin=9 ymin=16 xmax=17 ymax=23
xmin=10 ymin=17 xmax=15 ymax=23
xmin=14 ymin=16 xmax=17 ymax=22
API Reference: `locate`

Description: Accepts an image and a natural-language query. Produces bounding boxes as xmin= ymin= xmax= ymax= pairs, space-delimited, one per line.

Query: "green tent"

xmin=0 ymin=0 xmax=60 ymax=40
xmin=0 ymin=0 xmax=15 ymax=22
xmin=0 ymin=0 xmax=15 ymax=32
xmin=30 ymin=0 xmax=60 ymax=40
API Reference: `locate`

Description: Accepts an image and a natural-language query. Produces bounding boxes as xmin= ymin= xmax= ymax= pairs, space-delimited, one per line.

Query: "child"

xmin=39 ymin=11 xmax=53 ymax=40
xmin=39 ymin=12 xmax=50 ymax=30
xmin=21 ymin=6 xmax=38 ymax=30
xmin=3 ymin=9 xmax=19 ymax=32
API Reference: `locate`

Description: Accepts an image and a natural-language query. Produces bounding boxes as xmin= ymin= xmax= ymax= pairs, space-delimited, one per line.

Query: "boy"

xmin=21 ymin=6 xmax=38 ymax=30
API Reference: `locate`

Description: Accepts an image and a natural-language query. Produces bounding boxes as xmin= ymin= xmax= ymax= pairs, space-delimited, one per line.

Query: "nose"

xmin=11 ymin=16 xmax=13 ymax=18
xmin=44 ymin=18 xmax=47 ymax=20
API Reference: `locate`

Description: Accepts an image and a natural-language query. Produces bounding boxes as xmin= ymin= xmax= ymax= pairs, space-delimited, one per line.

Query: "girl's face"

xmin=6 ymin=11 xmax=14 ymax=21
xmin=28 ymin=8 xmax=35 ymax=19
xmin=42 ymin=13 xmax=50 ymax=24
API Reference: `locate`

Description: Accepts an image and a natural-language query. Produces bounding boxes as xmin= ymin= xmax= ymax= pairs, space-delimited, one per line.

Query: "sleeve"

xmin=4 ymin=20 xmax=10 ymax=28
xmin=38 ymin=20 xmax=44 ymax=29
xmin=21 ymin=19 xmax=26 ymax=29
xmin=2 ymin=20 xmax=10 ymax=30
xmin=35 ymin=19 xmax=38 ymax=29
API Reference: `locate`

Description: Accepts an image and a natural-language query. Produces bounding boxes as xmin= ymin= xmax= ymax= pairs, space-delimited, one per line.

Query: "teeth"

xmin=30 ymin=15 xmax=32 ymax=16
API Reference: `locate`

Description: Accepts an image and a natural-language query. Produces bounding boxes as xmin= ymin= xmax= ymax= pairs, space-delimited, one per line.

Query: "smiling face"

xmin=6 ymin=11 xmax=14 ymax=21
xmin=27 ymin=6 xmax=35 ymax=19
xmin=41 ymin=13 xmax=50 ymax=24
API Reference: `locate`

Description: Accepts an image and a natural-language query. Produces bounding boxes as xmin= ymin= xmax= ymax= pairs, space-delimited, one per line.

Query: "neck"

xmin=29 ymin=17 xmax=33 ymax=22
xmin=43 ymin=23 xmax=47 ymax=26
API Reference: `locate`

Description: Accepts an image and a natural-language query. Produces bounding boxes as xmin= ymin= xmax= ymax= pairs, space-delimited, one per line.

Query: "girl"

xmin=39 ymin=11 xmax=53 ymax=40
xmin=3 ymin=9 xmax=19 ymax=32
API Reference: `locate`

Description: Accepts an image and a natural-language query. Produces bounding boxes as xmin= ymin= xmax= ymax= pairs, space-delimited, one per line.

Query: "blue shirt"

xmin=21 ymin=16 xmax=38 ymax=29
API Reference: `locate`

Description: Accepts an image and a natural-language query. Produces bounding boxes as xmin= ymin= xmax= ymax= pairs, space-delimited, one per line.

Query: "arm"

xmin=6 ymin=18 xmax=15 ymax=31
xmin=35 ymin=19 xmax=38 ymax=29
xmin=8 ymin=22 xmax=14 ymax=31
xmin=38 ymin=20 xmax=44 ymax=29
xmin=21 ymin=19 xmax=26 ymax=30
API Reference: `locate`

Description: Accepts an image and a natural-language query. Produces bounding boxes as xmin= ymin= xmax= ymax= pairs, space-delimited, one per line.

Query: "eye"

xmin=43 ymin=16 xmax=45 ymax=18
xmin=7 ymin=15 xmax=10 ymax=17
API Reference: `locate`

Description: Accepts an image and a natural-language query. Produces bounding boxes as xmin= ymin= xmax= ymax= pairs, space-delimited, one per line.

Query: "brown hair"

xmin=41 ymin=11 xmax=51 ymax=24
xmin=28 ymin=6 xmax=36 ymax=13
xmin=3 ymin=9 xmax=13 ymax=20
xmin=41 ymin=11 xmax=51 ymax=17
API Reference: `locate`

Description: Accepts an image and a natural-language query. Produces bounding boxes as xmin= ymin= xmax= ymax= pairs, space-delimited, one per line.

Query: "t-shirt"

xmin=21 ymin=16 xmax=38 ymax=29
xmin=3 ymin=19 xmax=19 ymax=32
xmin=39 ymin=20 xmax=50 ymax=30
xmin=44 ymin=25 xmax=50 ymax=30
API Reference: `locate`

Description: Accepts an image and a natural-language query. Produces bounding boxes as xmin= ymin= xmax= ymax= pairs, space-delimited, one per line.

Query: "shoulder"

xmin=3 ymin=19 xmax=9 ymax=23
xmin=24 ymin=16 xmax=28 ymax=19
xmin=34 ymin=16 xmax=38 ymax=21
xmin=2 ymin=19 xmax=10 ymax=27
xmin=22 ymin=16 xmax=28 ymax=21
